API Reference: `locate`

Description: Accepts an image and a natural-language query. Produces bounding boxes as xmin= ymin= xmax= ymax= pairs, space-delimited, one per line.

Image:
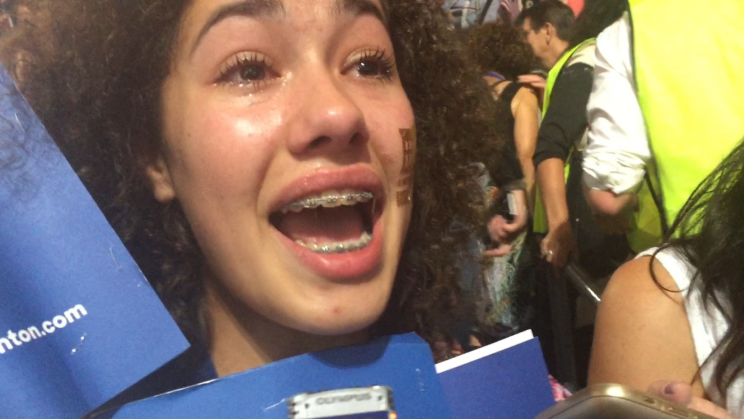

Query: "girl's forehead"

xmin=182 ymin=0 xmax=386 ymax=31
xmin=178 ymin=0 xmax=388 ymax=58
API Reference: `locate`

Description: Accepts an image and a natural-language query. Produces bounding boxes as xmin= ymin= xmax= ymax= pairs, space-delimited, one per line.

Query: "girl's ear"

xmin=145 ymin=155 xmax=176 ymax=203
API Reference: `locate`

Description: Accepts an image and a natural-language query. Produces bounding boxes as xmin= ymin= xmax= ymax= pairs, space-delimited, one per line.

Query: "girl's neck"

xmin=204 ymin=278 xmax=369 ymax=377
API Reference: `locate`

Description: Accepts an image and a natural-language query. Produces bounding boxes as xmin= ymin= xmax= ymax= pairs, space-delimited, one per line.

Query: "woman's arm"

xmin=512 ymin=88 xmax=539 ymax=210
xmin=589 ymin=256 xmax=705 ymax=396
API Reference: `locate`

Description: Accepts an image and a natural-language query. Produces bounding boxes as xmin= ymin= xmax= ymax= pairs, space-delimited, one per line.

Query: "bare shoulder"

xmin=602 ymin=255 xmax=684 ymax=308
xmin=513 ymin=87 xmax=539 ymax=115
xmin=514 ymin=86 xmax=538 ymax=106
xmin=597 ymin=255 xmax=687 ymax=345
xmin=589 ymin=254 xmax=699 ymax=390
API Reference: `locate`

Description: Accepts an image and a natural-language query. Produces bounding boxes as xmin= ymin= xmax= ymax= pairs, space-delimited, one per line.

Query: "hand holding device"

xmin=647 ymin=381 xmax=734 ymax=419
xmin=535 ymin=383 xmax=721 ymax=419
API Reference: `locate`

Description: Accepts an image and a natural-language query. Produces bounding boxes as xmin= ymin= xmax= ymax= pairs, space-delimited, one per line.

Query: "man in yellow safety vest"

xmin=517 ymin=0 xmax=591 ymax=268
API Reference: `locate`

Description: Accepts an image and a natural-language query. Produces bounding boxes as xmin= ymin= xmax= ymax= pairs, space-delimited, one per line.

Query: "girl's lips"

xmin=272 ymin=214 xmax=384 ymax=281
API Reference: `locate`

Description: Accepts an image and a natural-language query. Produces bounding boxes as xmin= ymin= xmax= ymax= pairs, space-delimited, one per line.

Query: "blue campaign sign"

xmin=438 ymin=336 xmax=555 ymax=419
xmin=0 ymin=65 xmax=189 ymax=418
xmin=96 ymin=334 xmax=451 ymax=419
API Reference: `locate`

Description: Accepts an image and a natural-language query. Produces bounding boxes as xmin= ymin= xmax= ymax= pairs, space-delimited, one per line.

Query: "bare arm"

xmin=532 ymin=64 xmax=593 ymax=267
xmin=585 ymin=187 xmax=638 ymax=217
xmin=537 ymin=158 xmax=568 ymax=229
xmin=536 ymin=158 xmax=575 ymax=267
xmin=584 ymin=186 xmax=637 ymax=235
xmin=589 ymin=256 xmax=704 ymax=396
xmin=512 ymin=88 xmax=539 ymax=210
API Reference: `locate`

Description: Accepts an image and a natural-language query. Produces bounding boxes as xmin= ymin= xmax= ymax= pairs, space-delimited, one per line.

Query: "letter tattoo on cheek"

xmin=396 ymin=125 xmax=416 ymax=207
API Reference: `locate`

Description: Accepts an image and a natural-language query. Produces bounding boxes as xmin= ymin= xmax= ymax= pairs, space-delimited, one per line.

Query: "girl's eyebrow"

xmin=332 ymin=0 xmax=388 ymax=26
xmin=189 ymin=0 xmax=387 ymax=58
xmin=190 ymin=0 xmax=286 ymax=58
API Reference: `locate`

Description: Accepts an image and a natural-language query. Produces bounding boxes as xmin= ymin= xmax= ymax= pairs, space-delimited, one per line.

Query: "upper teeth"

xmin=282 ymin=190 xmax=373 ymax=213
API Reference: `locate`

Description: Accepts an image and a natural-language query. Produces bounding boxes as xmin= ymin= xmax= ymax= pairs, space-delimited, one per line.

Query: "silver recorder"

xmin=288 ymin=386 xmax=396 ymax=419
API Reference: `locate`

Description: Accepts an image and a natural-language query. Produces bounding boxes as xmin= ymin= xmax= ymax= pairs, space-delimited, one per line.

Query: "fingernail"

xmin=664 ymin=383 xmax=676 ymax=395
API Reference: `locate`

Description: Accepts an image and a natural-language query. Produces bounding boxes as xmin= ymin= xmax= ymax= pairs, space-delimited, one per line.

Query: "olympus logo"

xmin=316 ymin=393 xmax=373 ymax=405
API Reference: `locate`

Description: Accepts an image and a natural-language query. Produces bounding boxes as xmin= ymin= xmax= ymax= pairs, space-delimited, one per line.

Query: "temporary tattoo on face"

xmin=396 ymin=126 xmax=416 ymax=207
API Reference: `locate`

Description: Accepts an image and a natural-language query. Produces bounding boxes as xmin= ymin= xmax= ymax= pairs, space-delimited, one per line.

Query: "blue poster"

xmin=438 ymin=335 xmax=555 ymax=419
xmin=96 ymin=334 xmax=451 ymax=419
xmin=0 ymin=65 xmax=189 ymax=418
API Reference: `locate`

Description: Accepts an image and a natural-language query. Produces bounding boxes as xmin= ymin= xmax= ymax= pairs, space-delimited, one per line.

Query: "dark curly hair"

xmin=465 ymin=22 xmax=535 ymax=80
xmin=0 ymin=0 xmax=507 ymax=350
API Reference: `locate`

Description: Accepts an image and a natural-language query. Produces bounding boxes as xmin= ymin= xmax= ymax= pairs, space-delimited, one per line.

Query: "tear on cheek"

xmin=396 ymin=126 xmax=417 ymax=207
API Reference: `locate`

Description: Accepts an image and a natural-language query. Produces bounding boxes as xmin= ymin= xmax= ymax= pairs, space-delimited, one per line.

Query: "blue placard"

xmin=438 ymin=337 xmax=555 ymax=419
xmin=96 ymin=334 xmax=451 ymax=419
xmin=0 ymin=65 xmax=189 ymax=419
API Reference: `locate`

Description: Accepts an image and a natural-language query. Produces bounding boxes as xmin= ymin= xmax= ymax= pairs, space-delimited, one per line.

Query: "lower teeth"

xmin=295 ymin=232 xmax=372 ymax=254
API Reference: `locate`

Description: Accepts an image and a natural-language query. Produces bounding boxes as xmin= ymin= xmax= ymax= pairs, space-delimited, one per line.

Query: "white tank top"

xmin=637 ymin=247 xmax=744 ymax=417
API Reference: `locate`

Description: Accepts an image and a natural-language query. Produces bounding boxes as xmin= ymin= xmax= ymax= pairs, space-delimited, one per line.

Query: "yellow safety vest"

xmin=533 ymin=40 xmax=593 ymax=234
xmin=533 ymin=39 xmax=662 ymax=253
xmin=629 ymin=0 xmax=744 ymax=229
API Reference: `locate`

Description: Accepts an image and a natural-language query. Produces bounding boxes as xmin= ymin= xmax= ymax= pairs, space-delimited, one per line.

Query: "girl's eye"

xmin=239 ymin=64 xmax=266 ymax=82
xmin=218 ymin=52 xmax=275 ymax=87
xmin=356 ymin=59 xmax=384 ymax=77
xmin=348 ymin=49 xmax=396 ymax=80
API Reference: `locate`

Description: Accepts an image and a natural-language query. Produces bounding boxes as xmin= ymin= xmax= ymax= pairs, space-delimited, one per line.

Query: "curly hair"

xmin=465 ymin=22 xmax=535 ymax=80
xmin=0 ymin=0 xmax=508 ymax=349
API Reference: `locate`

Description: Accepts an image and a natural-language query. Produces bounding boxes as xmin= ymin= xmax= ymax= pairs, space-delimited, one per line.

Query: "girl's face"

xmin=148 ymin=0 xmax=414 ymax=336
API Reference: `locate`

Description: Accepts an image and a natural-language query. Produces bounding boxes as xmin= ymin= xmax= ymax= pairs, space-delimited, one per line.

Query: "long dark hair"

xmin=653 ymin=139 xmax=744 ymax=401
xmin=569 ymin=0 xmax=627 ymax=47
xmin=0 ymin=0 xmax=508 ymax=348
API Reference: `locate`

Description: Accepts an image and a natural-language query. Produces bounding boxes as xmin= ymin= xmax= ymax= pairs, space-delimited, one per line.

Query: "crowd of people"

xmin=0 ymin=0 xmax=742 ymax=417
xmin=462 ymin=0 xmax=743 ymax=415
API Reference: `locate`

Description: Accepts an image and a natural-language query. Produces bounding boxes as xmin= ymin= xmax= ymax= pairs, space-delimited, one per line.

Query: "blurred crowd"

xmin=440 ymin=0 xmax=743 ymax=415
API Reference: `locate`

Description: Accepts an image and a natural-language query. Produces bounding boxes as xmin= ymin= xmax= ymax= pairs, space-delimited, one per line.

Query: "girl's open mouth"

xmin=268 ymin=168 xmax=387 ymax=280
xmin=270 ymin=190 xmax=376 ymax=254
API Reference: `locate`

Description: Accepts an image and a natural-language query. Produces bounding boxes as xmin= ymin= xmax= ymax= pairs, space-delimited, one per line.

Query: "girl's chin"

xmin=285 ymin=300 xmax=389 ymax=337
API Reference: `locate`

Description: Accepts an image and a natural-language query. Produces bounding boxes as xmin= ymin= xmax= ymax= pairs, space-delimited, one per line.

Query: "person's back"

xmin=466 ymin=21 xmax=540 ymax=207
xmin=631 ymin=0 xmax=744 ymax=228
xmin=583 ymin=0 xmax=744 ymax=239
